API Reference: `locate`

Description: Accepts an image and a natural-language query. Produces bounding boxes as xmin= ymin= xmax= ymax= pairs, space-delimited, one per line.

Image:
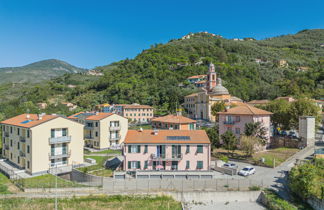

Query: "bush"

xmin=249 ymin=186 xmax=260 ymax=191
xmin=219 ymin=155 xmax=229 ymax=163
xmin=264 ymin=189 xmax=297 ymax=210
xmin=0 ymin=184 xmax=8 ymax=193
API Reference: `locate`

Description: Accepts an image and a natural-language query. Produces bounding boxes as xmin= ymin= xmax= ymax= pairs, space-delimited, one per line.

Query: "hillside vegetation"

xmin=0 ymin=29 xmax=323 ymax=119
xmin=0 ymin=59 xmax=87 ymax=84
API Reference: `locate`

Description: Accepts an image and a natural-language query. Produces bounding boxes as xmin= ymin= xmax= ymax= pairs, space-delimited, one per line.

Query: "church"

xmin=183 ymin=63 xmax=243 ymax=122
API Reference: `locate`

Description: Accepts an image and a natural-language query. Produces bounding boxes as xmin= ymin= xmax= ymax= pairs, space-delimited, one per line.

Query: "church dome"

xmin=211 ymin=78 xmax=229 ymax=95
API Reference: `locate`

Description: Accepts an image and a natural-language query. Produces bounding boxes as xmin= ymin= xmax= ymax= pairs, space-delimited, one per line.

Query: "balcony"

xmin=151 ymin=153 xmax=183 ymax=161
xmin=85 ymin=135 xmax=94 ymax=139
xmin=4 ymin=132 xmax=9 ymax=137
xmin=223 ymin=121 xmax=235 ymax=125
xmin=110 ymin=135 xmax=121 ymax=141
xmin=49 ymin=150 xmax=71 ymax=159
xmin=109 ymin=126 xmax=121 ymax=131
xmin=49 ymin=136 xmax=71 ymax=144
xmin=19 ymin=136 xmax=26 ymax=143
xmin=85 ymin=126 xmax=94 ymax=130
xmin=19 ymin=151 xmax=26 ymax=157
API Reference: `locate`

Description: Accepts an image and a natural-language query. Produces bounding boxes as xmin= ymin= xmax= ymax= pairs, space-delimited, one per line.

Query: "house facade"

xmin=151 ymin=114 xmax=196 ymax=130
xmin=123 ymin=130 xmax=211 ymax=171
xmin=218 ymin=105 xmax=272 ymax=143
xmin=113 ymin=104 xmax=154 ymax=124
xmin=68 ymin=112 xmax=128 ymax=149
xmin=1 ymin=114 xmax=84 ymax=175
xmin=183 ymin=63 xmax=243 ymax=122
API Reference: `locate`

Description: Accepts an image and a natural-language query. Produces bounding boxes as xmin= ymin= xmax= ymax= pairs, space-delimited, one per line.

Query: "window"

xmin=10 ymin=127 xmax=12 ymax=134
xmin=17 ymin=142 xmax=20 ymax=150
xmin=197 ymin=161 xmax=203 ymax=169
xmin=235 ymin=128 xmax=240 ymax=135
xmin=95 ymin=132 xmax=98 ymax=137
xmin=128 ymin=145 xmax=141 ymax=153
xmin=17 ymin=128 xmax=20 ymax=135
xmin=62 ymin=128 xmax=67 ymax=136
xmin=27 ymin=161 xmax=30 ymax=169
xmin=186 ymin=145 xmax=190 ymax=153
xmin=128 ymin=161 xmax=140 ymax=169
xmin=172 ymin=145 xmax=181 ymax=158
xmin=27 ymin=145 xmax=30 ymax=153
xmin=51 ymin=129 xmax=55 ymax=138
xmin=186 ymin=161 xmax=190 ymax=169
xmin=27 ymin=130 xmax=30 ymax=138
xmin=144 ymin=145 xmax=148 ymax=153
xmin=144 ymin=161 xmax=148 ymax=169
xmin=196 ymin=145 xmax=203 ymax=153
xmin=235 ymin=116 xmax=240 ymax=122
xmin=18 ymin=156 xmax=20 ymax=164
xmin=95 ymin=122 xmax=98 ymax=127
xmin=10 ymin=140 xmax=12 ymax=147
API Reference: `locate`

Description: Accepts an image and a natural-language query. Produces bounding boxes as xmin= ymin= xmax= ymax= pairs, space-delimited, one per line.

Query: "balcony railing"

xmin=109 ymin=126 xmax=121 ymax=131
xmin=151 ymin=153 xmax=166 ymax=160
xmin=223 ymin=121 xmax=235 ymax=125
xmin=85 ymin=135 xmax=94 ymax=139
xmin=49 ymin=136 xmax=71 ymax=144
xmin=19 ymin=151 xmax=26 ymax=157
xmin=151 ymin=153 xmax=183 ymax=161
xmin=85 ymin=126 xmax=94 ymax=130
xmin=110 ymin=135 xmax=121 ymax=141
xmin=19 ymin=136 xmax=26 ymax=143
xmin=49 ymin=150 xmax=71 ymax=159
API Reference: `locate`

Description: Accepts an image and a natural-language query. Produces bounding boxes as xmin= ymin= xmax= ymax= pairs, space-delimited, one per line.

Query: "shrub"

xmin=0 ymin=184 xmax=8 ymax=193
xmin=219 ymin=155 xmax=229 ymax=163
xmin=249 ymin=186 xmax=261 ymax=191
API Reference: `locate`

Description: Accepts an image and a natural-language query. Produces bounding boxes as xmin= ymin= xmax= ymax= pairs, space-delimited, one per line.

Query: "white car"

xmin=238 ymin=166 xmax=255 ymax=176
xmin=223 ymin=163 xmax=237 ymax=168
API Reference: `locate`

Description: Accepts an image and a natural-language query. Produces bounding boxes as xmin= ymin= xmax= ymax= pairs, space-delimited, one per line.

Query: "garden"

xmin=79 ymin=155 xmax=114 ymax=177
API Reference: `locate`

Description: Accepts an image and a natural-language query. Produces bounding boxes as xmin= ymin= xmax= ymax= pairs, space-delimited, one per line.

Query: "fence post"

xmin=148 ymin=179 xmax=150 ymax=193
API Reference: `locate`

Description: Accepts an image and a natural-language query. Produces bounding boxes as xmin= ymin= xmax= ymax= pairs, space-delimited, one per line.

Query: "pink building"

xmin=123 ymin=130 xmax=211 ymax=171
xmin=152 ymin=114 xmax=196 ymax=130
xmin=218 ymin=105 xmax=272 ymax=143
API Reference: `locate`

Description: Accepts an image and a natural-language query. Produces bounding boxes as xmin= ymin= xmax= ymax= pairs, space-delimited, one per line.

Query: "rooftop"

xmin=1 ymin=114 xmax=58 ymax=128
xmin=125 ymin=130 xmax=210 ymax=144
xmin=152 ymin=114 xmax=196 ymax=124
xmin=115 ymin=104 xmax=153 ymax=109
xmin=187 ymin=75 xmax=207 ymax=79
xmin=68 ymin=112 xmax=115 ymax=121
xmin=218 ymin=104 xmax=272 ymax=115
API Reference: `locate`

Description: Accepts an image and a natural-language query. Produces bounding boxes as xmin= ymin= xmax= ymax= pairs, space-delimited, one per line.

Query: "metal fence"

xmin=103 ymin=178 xmax=264 ymax=193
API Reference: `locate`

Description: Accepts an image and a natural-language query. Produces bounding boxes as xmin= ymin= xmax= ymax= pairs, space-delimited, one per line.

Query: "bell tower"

xmin=206 ymin=63 xmax=217 ymax=91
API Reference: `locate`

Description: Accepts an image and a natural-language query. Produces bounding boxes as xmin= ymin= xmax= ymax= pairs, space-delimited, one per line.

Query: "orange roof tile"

xmin=187 ymin=75 xmax=207 ymax=79
xmin=152 ymin=114 xmax=196 ymax=124
xmin=85 ymin=112 xmax=114 ymax=120
xmin=115 ymin=104 xmax=153 ymax=109
xmin=218 ymin=104 xmax=272 ymax=115
xmin=125 ymin=130 xmax=210 ymax=144
xmin=67 ymin=112 xmax=85 ymax=119
xmin=0 ymin=114 xmax=59 ymax=128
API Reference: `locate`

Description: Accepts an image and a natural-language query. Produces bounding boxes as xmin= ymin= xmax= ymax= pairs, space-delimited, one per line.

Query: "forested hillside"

xmin=0 ymin=29 xmax=323 ymax=119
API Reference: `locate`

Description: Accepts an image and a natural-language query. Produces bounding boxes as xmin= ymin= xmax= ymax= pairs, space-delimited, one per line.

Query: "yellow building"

xmin=183 ymin=63 xmax=243 ymax=122
xmin=1 ymin=114 xmax=84 ymax=175
xmin=68 ymin=112 xmax=128 ymax=149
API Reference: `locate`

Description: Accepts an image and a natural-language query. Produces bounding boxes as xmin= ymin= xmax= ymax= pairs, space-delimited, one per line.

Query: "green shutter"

xmin=186 ymin=145 xmax=190 ymax=153
xmin=178 ymin=145 xmax=181 ymax=155
xmin=197 ymin=161 xmax=203 ymax=169
xmin=128 ymin=161 xmax=131 ymax=169
xmin=137 ymin=145 xmax=141 ymax=153
xmin=186 ymin=161 xmax=190 ymax=169
xmin=137 ymin=161 xmax=141 ymax=169
xmin=172 ymin=145 xmax=176 ymax=157
xmin=161 ymin=145 xmax=165 ymax=158
xmin=128 ymin=145 xmax=131 ymax=153
xmin=144 ymin=145 xmax=148 ymax=153
xmin=144 ymin=161 xmax=148 ymax=169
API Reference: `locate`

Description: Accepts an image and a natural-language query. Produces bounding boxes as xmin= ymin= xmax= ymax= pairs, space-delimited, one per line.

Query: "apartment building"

xmin=123 ymin=130 xmax=211 ymax=171
xmin=113 ymin=104 xmax=154 ymax=124
xmin=68 ymin=112 xmax=128 ymax=149
xmin=1 ymin=114 xmax=84 ymax=175
xmin=152 ymin=114 xmax=196 ymax=130
xmin=218 ymin=105 xmax=272 ymax=144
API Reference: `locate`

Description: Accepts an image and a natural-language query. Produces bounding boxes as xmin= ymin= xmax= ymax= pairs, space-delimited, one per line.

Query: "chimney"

xmin=138 ymin=127 xmax=143 ymax=132
xmin=26 ymin=114 xmax=30 ymax=119
xmin=153 ymin=129 xmax=159 ymax=135
xmin=38 ymin=114 xmax=42 ymax=120
xmin=96 ymin=112 xmax=99 ymax=115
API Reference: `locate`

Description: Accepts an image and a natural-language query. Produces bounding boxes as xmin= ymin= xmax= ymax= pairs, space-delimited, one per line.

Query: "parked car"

xmin=223 ymin=163 xmax=237 ymax=168
xmin=238 ymin=166 xmax=256 ymax=176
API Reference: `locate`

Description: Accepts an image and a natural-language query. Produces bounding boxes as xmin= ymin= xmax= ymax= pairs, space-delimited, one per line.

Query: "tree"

xmin=289 ymin=163 xmax=317 ymax=199
xmin=221 ymin=130 xmax=238 ymax=155
xmin=240 ymin=135 xmax=261 ymax=157
xmin=264 ymin=99 xmax=291 ymax=130
xmin=211 ymin=101 xmax=226 ymax=123
xmin=204 ymin=126 xmax=220 ymax=148
xmin=288 ymin=98 xmax=321 ymax=129
xmin=244 ymin=122 xmax=267 ymax=145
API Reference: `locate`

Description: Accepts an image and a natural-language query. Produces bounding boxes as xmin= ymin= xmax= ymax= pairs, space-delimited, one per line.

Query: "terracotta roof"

xmin=0 ymin=114 xmax=59 ymax=128
xmin=152 ymin=114 xmax=196 ymax=124
xmin=247 ymin=100 xmax=270 ymax=105
xmin=115 ymin=104 xmax=153 ymax=109
xmin=125 ymin=130 xmax=210 ymax=144
xmin=195 ymin=80 xmax=206 ymax=84
xmin=85 ymin=112 xmax=114 ymax=120
xmin=218 ymin=104 xmax=272 ymax=115
xmin=187 ymin=75 xmax=207 ymax=79
xmin=185 ymin=93 xmax=198 ymax=97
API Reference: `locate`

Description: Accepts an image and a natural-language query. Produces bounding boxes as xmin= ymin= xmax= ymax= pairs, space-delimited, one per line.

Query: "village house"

xmin=37 ymin=102 xmax=48 ymax=110
xmin=278 ymin=59 xmax=288 ymax=67
xmin=183 ymin=63 xmax=243 ymax=122
xmin=275 ymin=96 xmax=295 ymax=102
xmin=111 ymin=104 xmax=154 ymax=124
xmin=186 ymin=75 xmax=207 ymax=84
xmin=123 ymin=130 xmax=211 ymax=171
xmin=68 ymin=112 xmax=128 ymax=149
xmin=151 ymin=114 xmax=196 ymax=130
xmin=1 ymin=114 xmax=84 ymax=175
xmin=218 ymin=105 xmax=272 ymax=144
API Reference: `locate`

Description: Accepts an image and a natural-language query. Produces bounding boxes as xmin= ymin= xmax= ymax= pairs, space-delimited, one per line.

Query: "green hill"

xmin=0 ymin=29 xmax=323 ymax=118
xmin=0 ymin=59 xmax=87 ymax=84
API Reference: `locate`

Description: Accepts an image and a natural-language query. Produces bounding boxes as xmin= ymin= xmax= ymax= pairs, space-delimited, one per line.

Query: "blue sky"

xmin=0 ymin=0 xmax=323 ymax=69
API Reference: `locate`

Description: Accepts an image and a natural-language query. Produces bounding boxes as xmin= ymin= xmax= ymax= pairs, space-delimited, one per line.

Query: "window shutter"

xmin=137 ymin=161 xmax=141 ymax=169
xmin=128 ymin=161 xmax=131 ymax=169
xmin=161 ymin=145 xmax=165 ymax=157
xmin=137 ymin=145 xmax=141 ymax=153
xmin=128 ymin=145 xmax=131 ymax=153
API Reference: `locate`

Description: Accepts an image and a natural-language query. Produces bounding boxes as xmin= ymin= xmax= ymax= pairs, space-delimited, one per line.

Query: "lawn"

xmin=85 ymin=149 xmax=122 ymax=155
xmin=0 ymin=173 xmax=12 ymax=194
xmin=21 ymin=174 xmax=84 ymax=188
xmin=129 ymin=124 xmax=152 ymax=130
xmin=79 ymin=155 xmax=113 ymax=176
xmin=213 ymin=147 xmax=299 ymax=168
xmin=0 ymin=195 xmax=182 ymax=210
